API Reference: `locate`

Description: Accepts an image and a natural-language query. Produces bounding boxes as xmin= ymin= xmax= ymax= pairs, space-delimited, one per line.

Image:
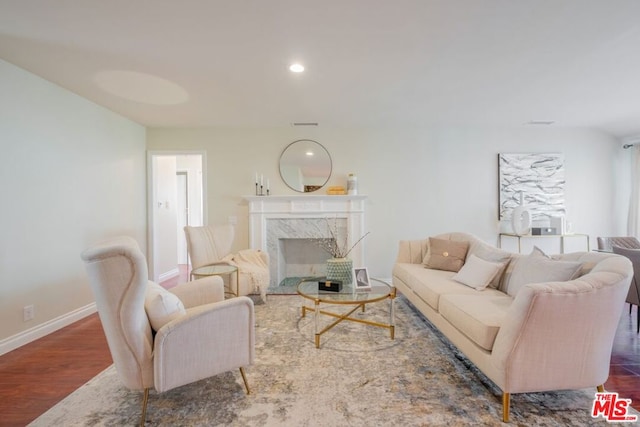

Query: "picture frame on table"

xmin=353 ymin=267 xmax=371 ymax=289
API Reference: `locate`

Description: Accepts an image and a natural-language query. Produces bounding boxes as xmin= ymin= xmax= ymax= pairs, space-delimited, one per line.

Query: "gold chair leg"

xmin=240 ymin=367 xmax=251 ymax=394
xmin=502 ymin=393 xmax=510 ymax=423
xmin=140 ymin=388 xmax=149 ymax=427
xmin=597 ymin=384 xmax=605 ymax=393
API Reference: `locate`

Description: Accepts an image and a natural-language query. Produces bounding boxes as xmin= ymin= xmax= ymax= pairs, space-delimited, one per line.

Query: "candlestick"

xmin=261 ymin=174 xmax=264 ymax=186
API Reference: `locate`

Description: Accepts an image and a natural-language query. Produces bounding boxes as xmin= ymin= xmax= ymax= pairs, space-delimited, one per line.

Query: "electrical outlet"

xmin=228 ymin=216 xmax=237 ymax=225
xmin=23 ymin=305 xmax=34 ymax=322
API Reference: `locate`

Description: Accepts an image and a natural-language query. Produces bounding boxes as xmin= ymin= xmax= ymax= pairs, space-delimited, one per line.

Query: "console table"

xmin=499 ymin=233 xmax=590 ymax=254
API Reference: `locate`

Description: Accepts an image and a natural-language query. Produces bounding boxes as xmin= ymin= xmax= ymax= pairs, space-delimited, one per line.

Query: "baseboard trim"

xmin=0 ymin=302 xmax=97 ymax=356
xmin=158 ymin=267 xmax=179 ymax=283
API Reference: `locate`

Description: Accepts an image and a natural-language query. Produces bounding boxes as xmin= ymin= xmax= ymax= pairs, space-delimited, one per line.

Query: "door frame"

xmin=176 ymin=170 xmax=189 ymax=264
xmin=147 ymin=150 xmax=207 ymax=281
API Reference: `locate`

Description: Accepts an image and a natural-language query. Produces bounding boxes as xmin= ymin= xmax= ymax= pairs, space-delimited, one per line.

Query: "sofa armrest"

xmin=490 ymin=269 xmax=631 ymax=393
xmin=153 ymin=296 xmax=255 ymax=392
xmin=396 ymin=239 xmax=429 ymax=264
xmin=169 ymin=276 xmax=225 ymax=308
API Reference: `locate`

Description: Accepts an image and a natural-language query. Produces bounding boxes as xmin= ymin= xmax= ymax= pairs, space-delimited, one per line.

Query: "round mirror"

xmin=279 ymin=139 xmax=332 ymax=193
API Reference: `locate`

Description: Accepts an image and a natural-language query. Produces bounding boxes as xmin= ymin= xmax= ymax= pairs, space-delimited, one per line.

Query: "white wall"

xmin=176 ymin=155 xmax=204 ymax=264
xmin=0 ymin=59 xmax=146 ymax=350
xmin=151 ymin=156 xmax=179 ymax=281
xmin=147 ymin=126 xmax=626 ymax=279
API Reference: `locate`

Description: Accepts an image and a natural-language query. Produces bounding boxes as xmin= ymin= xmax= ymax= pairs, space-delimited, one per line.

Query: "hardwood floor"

xmin=0 ymin=265 xmax=189 ymax=427
xmin=0 ymin=314 xmax=112 ymax=427
xmin=605 ymin=305 xmax=640 ymax=409
xmin=1 ymin=279 xmax=638 ymax=426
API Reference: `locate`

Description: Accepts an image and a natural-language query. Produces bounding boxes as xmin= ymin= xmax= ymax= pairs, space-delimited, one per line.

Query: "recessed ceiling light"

xmin=306 ymin=151 xmax=314 ymax=156
xmin=289 ymin=63 xmax=305 ymax=73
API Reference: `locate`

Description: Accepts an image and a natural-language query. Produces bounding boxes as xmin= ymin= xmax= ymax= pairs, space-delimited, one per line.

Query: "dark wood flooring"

xmin=1 ymin=268 xmax=638 ymax=426
xmin=605 ymin=305 xmax=640 ymax=409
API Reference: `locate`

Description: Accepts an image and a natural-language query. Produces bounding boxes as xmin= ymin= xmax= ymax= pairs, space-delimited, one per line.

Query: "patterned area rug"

xmin=31 ymin=295 xmax=620 ymax=426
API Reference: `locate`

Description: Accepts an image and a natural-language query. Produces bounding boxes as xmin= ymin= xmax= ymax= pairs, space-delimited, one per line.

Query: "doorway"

xmin=148 ymin=151 xmax=206 ymax=282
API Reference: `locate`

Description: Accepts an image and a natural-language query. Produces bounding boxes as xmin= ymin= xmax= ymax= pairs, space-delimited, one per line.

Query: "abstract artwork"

xmin=498 ymin=153 xmax=565 ymax=220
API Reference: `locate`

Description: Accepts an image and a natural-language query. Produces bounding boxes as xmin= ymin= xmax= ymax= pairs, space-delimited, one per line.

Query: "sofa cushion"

xmin=424 ymin=237 xmax=469 ymax=272
xmin=393 ymin=263 xmax=506 ymax=311
xmin=145 ymin=282 xmax=186 ymax=331
xmin=439 ymin=294 xmax=513 ymax=351
xmin=552 ymin=251 xmax=614 ymax=278
xmin=505 ymin=252 xmax=582 ymax=297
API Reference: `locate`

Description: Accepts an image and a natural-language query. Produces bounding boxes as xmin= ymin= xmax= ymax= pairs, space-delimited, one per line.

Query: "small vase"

xmin=326 ymin=258 xmax=353 ymax=285
xmin=511 ymin=192 xmax=531 ymax=236
xmin=511 ymin=206 xmax=531 ymax=235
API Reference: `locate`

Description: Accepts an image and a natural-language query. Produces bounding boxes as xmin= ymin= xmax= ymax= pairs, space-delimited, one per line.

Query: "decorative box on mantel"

xmin=243 ymin=195 xmax=367 ymax=287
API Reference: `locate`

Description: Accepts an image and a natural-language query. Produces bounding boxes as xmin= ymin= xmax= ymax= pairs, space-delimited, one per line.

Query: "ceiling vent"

xmin=291 ymin=122 xmax=318 ymax=127
xmin=526 ymin=120 xmax=555 ymax=125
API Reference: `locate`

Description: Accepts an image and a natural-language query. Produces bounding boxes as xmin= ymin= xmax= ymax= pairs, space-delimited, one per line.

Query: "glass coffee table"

xmin=297 ymin=277 xmax=396 ymax=348
xmin=190 ymin=264 xmax=239 ymax=297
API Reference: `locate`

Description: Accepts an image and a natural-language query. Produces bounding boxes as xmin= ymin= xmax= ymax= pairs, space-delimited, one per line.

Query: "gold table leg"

xmin=303 ymin=299 xmax=395 ymax=348
xmin=236 ymin=268 xmax=240 ymax=297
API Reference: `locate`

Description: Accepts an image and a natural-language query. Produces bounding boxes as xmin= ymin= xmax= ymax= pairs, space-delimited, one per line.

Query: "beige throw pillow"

xmin=506 ymin=251 xmax=582 ymax=297
xmin=425 ymin=237 xmax=469 ymax=272
xmin=452 ymin=254 xmax=504 ymax=290
xmin=144 ymin=282 xmax=186 ymax=331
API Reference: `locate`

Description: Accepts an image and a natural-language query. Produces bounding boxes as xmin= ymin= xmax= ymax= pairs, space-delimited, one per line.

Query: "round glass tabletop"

xmin=297 ymin=277 xmax=392 ymax=305
xmin=191 ymin=264 xmax=237 ymax=276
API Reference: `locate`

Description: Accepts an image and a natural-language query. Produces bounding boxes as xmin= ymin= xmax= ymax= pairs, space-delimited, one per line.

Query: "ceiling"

xmin=2 ymin=1 xmax=640 ymax=137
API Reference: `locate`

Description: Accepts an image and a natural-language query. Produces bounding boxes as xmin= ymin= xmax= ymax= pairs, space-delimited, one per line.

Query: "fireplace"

xmin=244 ymin=195 xmax=367 ymax=287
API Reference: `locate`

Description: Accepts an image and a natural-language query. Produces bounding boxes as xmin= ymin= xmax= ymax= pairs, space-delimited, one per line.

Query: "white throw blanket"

xmin=222 ymin=249 xmax=269 ymax=302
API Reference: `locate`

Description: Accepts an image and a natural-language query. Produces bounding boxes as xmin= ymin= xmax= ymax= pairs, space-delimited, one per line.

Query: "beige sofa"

xmin=392 ymin=232 xmax=632 ymax=422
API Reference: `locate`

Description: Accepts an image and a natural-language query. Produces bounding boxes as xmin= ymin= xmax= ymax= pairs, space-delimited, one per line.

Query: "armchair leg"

xmin=597 ymin=385 xmax=605 ymax=393
xmin=239 ymin=367 xmax=251 ymax=394
xmin=140 ymin=388 xmax=149 ymax=427
xmin=502 ymin=393 xmax=510 ymax=423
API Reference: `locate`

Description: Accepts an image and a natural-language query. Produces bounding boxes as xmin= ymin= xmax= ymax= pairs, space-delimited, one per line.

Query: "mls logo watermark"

xmin=592 ymin=392 xmax=638 ymax=422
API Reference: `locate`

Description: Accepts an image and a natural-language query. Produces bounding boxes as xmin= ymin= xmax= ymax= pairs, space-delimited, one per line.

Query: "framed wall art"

xmin=498 ymin=153 xmax=565 ymax=220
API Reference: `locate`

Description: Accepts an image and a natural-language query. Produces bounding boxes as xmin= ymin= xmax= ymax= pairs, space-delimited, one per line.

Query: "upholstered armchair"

xmin=184 ymin=224 xmax=270 ymax=301
xmin=612 ymin=245 xmax=640 ymax=333
xmin=81 ymin=236 xmax=255 ymax=426
xmin=597 ymin=236 xmax=640 ymax=252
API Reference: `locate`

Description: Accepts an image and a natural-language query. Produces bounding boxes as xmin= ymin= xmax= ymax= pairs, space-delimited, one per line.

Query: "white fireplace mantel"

xmin=243 ymin=195 xmax=367 ymax=279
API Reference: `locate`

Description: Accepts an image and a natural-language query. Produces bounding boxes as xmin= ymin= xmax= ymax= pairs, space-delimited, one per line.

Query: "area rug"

xmin=31 ymin=295 xmax=620 ymax=426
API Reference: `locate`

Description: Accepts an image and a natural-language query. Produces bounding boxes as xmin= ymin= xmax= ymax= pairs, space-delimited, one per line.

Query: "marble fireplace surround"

xmin=244 ymin=195 xmax=367 ymax=287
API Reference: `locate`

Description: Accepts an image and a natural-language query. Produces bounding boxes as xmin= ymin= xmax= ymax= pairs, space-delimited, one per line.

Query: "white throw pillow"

xmin=144 ymin=282 xmax=186 ymax=331
xmin=452 ymin=254 xmax=504 ymax=290
xmin=506 ymin=253 xmax=582 ymax=297
xmin=466 ymin=243 xmax=513 ymax=289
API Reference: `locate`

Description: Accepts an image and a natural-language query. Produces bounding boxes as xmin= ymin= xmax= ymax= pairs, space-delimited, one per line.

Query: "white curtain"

xmin=628 ymin=145 xmax=640 ymax=237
